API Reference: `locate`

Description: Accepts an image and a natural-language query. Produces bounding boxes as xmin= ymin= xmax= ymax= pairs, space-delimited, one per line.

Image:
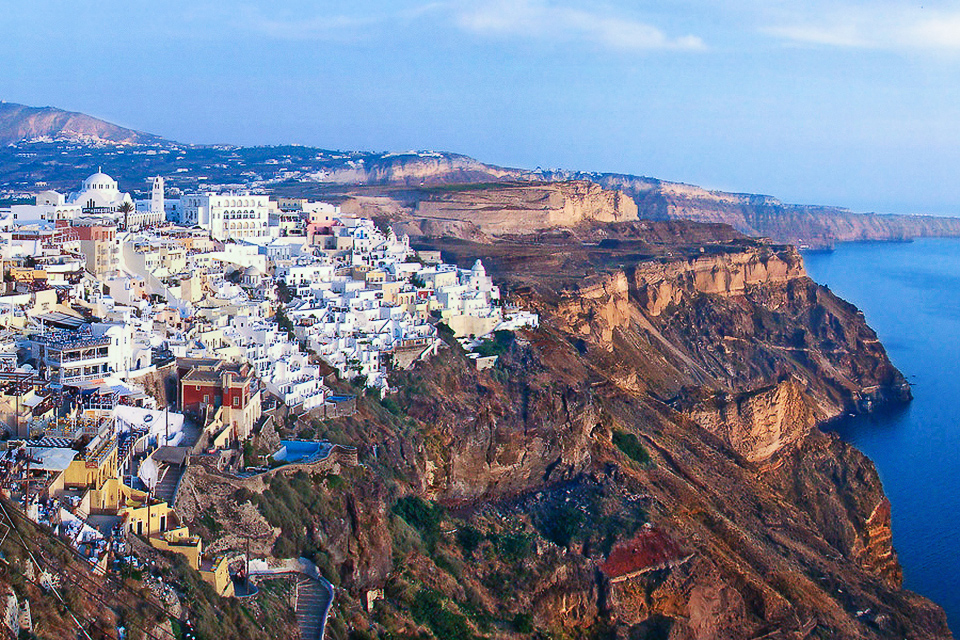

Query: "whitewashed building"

xmin=180 ymin=193 xmax=276 ymax=240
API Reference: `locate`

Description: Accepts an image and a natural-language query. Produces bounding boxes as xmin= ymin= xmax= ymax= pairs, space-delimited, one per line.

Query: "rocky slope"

xmin=0 ymin=101 xmax=163 ymax=145
xmin=407 ymin=181 xmax=638 ymax=235
xmin=169 ymin=220 xmax=948 ymax=639
xmin=538 ymin=171 xmax=960 ymax=248
xmin=327 ymin=175 xmax=960 ymax=249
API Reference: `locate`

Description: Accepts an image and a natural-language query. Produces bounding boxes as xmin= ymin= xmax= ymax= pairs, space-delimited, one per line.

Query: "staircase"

xmin=152 ymin=466 xmax=182 ymax=505
xmin=295 ymin=576 xmax=332 ymax=640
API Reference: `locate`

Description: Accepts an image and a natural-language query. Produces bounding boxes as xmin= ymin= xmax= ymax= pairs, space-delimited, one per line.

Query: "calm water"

xmin=804 ymin=238 xmax=960 ymax=627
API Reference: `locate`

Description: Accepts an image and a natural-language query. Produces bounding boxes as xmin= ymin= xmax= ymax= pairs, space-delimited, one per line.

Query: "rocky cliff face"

xmin=632 ymin=246 xmax=805 ymax=316
xmin=316 ymin=152 xmax=523 ymax=186
xmin=404 ymin=181 xmax=638 ymax=235
xmin=382 ymin=226 xmax=939 ymax=638
xmin=687 ymin=378 xmax=817 ymax=463
xmin=178 ymin=222 xmax=946 ymax=639
xmin=568 ymin=171 xmax=960 ymax=248
xmin=325 ymin=164 xmax=960 ymax=249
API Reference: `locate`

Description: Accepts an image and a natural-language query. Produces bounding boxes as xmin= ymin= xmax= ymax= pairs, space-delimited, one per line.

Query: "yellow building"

xmin=36 ymin=430 xmax=234 ymax=597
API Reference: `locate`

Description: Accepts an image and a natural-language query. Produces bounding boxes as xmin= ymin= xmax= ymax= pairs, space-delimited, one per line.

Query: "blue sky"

xmin=4 ymin=1 xmax=960 ymax=214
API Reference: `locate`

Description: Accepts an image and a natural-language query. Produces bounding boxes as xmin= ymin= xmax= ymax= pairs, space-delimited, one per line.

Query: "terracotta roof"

xmin=599 ymin=525 xmax=691 ymax=580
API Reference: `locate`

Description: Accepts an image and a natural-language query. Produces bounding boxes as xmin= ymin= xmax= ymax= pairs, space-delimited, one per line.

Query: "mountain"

xmin=2 ymin=101 xmax=960 ymax=248
xmin=0 ymin=101 xmax=165 ymax=145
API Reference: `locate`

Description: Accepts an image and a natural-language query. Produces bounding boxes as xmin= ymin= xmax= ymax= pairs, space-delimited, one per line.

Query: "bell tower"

xmin=151 ymin=176 xmax=164 ymax=216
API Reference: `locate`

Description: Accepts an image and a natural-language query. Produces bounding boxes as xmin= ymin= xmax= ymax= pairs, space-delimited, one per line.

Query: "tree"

xmin=118 ymin=200 xmax=135 ymax=230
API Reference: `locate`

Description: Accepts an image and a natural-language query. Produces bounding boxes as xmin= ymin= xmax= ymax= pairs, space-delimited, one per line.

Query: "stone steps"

xmin=295 ymin=576 xmax=330 ymax=640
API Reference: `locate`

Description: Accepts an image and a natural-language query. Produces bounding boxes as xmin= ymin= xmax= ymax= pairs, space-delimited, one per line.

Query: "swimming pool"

xmin=271 ymin=440 xmax=332 ymax=464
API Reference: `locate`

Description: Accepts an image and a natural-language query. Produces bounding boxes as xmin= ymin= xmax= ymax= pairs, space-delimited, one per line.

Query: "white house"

xmin=180 ymin=192 xmax=277 ymax=241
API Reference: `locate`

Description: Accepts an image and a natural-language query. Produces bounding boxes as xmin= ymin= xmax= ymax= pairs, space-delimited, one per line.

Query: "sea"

xmin=803 ymin=238 xmax=960 ymax=629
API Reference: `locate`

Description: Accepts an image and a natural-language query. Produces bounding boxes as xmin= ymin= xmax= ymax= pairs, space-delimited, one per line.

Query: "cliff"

xmin=338 ymin=180 xmax=639 ymax=238
xmin=0 ymin=99 xmax=956 ymax=249
xmin=0 ymin=101 xmax=163 ymax=145
xmin=328 ymin=175 xmax=960 ymax=249
xmin=570 ymin=172 xmax=960 ymax=248
xmin=410 ymin=181 xmax=638 ymax=235
xmin=167 ymin=221 xmax=948 ymax=640
xmin=312 ymin=152 xmax=522 ymax=186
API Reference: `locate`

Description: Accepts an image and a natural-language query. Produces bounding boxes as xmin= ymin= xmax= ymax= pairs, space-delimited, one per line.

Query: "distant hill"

xmin=1 ymin=100 xmax=959 ymax=247
xmin=531 ymin=171 xmax=960 ymax=249
xmin=0 ymin=101 xmax=165 ymax=145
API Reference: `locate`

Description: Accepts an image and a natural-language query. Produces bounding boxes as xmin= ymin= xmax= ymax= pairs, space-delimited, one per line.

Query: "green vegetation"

xmin=612 ymin=430 xmax=652 ymax=466
xmin=379 ymin=395 xmax=403 ymax=416
xmin=531 ymin=482 xmax=647 ymax=555
xmin=473 ymin=330 xmax=514 ymax=358
xmin=164 ymin=551 xmax=285 ymax=640
xmin=539 ymin=501 xmax=583 ymax=547
xmin=276 ymin=279 xmax=294 ymax=304
xmin=275 ymin=306 xmax=296 ymax=340
xmin=489 ymin=531 xmax=533 ymax=563
xmin=513 ymin=612 xmax=534 ymax=633
xmin=455 ymin=525 xmax=482 ymax=556
xmin=392 ymin=496 xmax=444 ymax=552
xmin=324 ymin=473 xmax=346 ymax=490
xmin=409 ymin=590 xmax=476 ymax=640
xmin=197 ymin=511 xmax=222 ymax=538
xmin=254 ymin=471 xmax=337 ymax=561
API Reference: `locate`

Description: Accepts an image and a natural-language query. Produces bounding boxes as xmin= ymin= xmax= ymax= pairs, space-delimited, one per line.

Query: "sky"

xmin=4 ymin=1 xmax=960 ymax=214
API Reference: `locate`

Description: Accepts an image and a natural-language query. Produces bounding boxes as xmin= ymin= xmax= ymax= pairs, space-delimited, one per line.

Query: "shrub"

xmin=380 ymin=396 xmax=403 ymax=416
xmin=256 ymin=471 xmax=336 ymax=558
xmin=541 ymin=502 xmax=583 ymax=547
xmin=456 ymin=526 xmax=482 ymax=556
xmin=491 ymin=531 xmax=533 ymax=563
xmin=409 ymin=590 xmax=475 ymax=640
xmin=474 ymin=330 xmax=514 ymax=357
xmin=393 ymin=496 xmax=444 ymax=551
xmin=325 ymin=474 xmax=345 ymax=490
xmin=513 ymin=612 xmax=534 ymax=633
xmin=613 ymin=430 xmax=651 ymax=466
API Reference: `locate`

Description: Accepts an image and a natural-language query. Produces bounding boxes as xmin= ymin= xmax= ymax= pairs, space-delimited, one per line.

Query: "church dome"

xmin=83 ymin=171 xmax=118 ymax=190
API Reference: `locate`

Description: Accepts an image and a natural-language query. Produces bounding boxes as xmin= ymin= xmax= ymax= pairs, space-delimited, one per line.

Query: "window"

xmin=233 ymin=396 xmax=239 ymax=407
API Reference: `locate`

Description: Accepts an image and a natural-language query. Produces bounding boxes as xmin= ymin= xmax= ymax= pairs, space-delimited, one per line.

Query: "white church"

xmin=0 ymin=171 xmax=167 ymax=230
xmin=67 ymin=170 xmax=134 ymax=213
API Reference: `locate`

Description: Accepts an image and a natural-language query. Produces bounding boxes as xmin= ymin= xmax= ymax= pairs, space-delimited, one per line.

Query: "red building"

xmin=178 ymin=358 xmax=261 ymax=442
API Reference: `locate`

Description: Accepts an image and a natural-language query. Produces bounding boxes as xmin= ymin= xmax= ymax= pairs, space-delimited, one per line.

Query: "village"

xmin=0 ymin=170 xmax=538 ymax=636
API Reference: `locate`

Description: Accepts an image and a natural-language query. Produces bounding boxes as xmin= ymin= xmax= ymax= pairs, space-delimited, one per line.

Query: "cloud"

xmin=764 ymin=6 xmax=960 ymax=51
xmin=455 ymin=0 xmax=705 ymax=52
xmin=234 ymin=6 xmax=381 ymax=41
xmin=228 ymin=1 xmax=705 ymax=52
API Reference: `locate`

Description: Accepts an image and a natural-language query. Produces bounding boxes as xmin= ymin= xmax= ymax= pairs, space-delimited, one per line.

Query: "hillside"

xmin=554 ymin=172 xmax=960 ymax=249
xmin=170 ymin=220 xmax=949 ymax=639
xmin=0 ymin=101 xmax=164 ymax=145
xmin=1 ymin=100 xmax=959 ymax=247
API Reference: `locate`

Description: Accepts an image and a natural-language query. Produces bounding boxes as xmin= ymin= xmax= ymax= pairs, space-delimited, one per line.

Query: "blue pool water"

xmin=273 ymin=440 xmax=332 ymax=464
xmin=804 ymin=238 xmax=960 ymax=629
